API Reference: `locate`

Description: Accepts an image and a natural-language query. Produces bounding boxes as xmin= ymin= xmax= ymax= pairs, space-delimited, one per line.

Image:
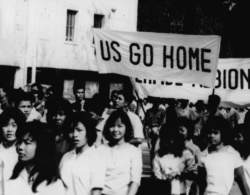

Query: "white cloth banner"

xmin=214 ymin=58 xmax=250 ymax=107
xmin=132 ymin=58 xmax=250 ymax=107
xmin=93 ymin=29 xmax=221 ymax=88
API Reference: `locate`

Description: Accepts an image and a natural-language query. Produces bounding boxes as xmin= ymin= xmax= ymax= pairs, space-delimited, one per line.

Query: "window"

xmin=93 ymin=14 xmax=105 ymax=55
xmin=66 ymin=10 xmax=78 ymax=42
xmin=94 ymin=14 xmax=104 ymax=28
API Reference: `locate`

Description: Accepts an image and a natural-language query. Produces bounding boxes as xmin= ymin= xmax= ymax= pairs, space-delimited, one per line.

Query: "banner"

xmin=132 ymin=58 xmax=250 ymax=107
xmin=214 ymin=58 xmax=250 ymax=107
xmin=93 ymin=29 xmax=221 ymax=88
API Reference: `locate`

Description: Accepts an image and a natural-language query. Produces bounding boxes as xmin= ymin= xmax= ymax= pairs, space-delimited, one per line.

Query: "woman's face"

xmin=178 ymin=125 xmax=188 ymax=140
xmin=17 ymin=133 xmax=37 ymax=162
xmin=52 ymin=110 xmax=66 ymax=129
xmin=114 ymin=94 xmax=126 ymax=109
xmin=2 ymin=118 xmax=17 ymax=142
xmin=208 ymin=128 xmax=222 ymax=146
xmin=234 ymin=132 xmax=245 ymax=146
xmin=109 ymin=118 xmax=126 ymax=143
xmin=71 ymin=122 xmax=88 ymax=148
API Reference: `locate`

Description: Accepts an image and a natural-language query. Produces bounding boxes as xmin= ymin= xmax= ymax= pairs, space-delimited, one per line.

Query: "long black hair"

xmin=11 ymin=121 xmax=58 ymax=192
xmin=103 ymin=110 xmax=133 ymax=143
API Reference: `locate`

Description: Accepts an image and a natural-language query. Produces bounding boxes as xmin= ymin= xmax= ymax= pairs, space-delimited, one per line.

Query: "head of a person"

xmin=110 ymin=90 xmax=118 ymax=101
xmin=30 ymin=83 xmax=44 ymax=102
xmin=176 ymin=117 xmax=194 ymax=141
xmin=114 ymin=89 xmax=134 ymax=109
xmin=149 ymin=97 xmax=161 ymax=109
xmin=158 ymin=121 xmax=185 ymax=157
xmin=207 ymin=94 xmax=221 ymax=114
xmin=44 ymin=86 xmax=55 ymax=101
xmin=0 ymin=87 xmax=8 ymax=99
xmin=46 ymin=97 xmax=73 ymax=131
xmin=0 ymin=108 xmax=25 ymax=143
xmin=84 ymin=93 xmax=106 ymax=122
xmin=65 ymin=112 xmax=97 ymax=149
xmin=12 ymin=121 xmax=57 ymax=192
xmin=103 ymin=110 xmax=133 ymax=144
xmin=179 ymin=99 xmax=189 ymax=109
xmin=73 ymin=84 xmax=85 ymax=102
xmin=158 ymin=122 xmax=176 ymax=157
xmin=203 ymin=116 xmax=231 ymax=148
xmin=232 ymin=124 xmax=250 ymax=158
xmin=195 ymin=100 xmax=205 ymax=113
xmin=15 ymin=92 xmax=34 ymax=119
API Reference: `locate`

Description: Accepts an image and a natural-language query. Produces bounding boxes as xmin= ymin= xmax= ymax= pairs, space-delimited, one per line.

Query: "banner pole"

xmin=129 ymin=78 xmax=152 ymax=150
xmin=212 ymin=88 xmax=215 ymax=95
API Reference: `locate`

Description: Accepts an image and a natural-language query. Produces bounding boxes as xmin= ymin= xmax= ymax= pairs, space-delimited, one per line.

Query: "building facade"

xmin=0 ymin=0 xmax=138 ymax=100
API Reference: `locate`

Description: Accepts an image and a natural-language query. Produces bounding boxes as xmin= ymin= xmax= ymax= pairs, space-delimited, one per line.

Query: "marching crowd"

xmin=0 ymin=82 xmax=250 ymax=195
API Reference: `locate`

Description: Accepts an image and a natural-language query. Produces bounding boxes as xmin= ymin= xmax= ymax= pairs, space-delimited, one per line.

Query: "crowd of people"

xmin=0 ymin=82 xmax=250 ymax=195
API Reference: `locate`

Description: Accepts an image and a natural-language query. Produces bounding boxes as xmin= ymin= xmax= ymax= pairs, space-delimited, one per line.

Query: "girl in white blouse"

xmin=59 ymin=112 xmax=105 ymax=195
xmin=98 ymin=110 xmax=142 ymax=195
xmin=5 ymin=121 xmax=66 ymax=195
xmin=0 ymin=108 xmax=25 ymax=183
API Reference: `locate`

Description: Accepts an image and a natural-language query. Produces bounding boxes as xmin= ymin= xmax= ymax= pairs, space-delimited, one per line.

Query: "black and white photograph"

xmin=0 ymin=0 xmax=250 ymax=195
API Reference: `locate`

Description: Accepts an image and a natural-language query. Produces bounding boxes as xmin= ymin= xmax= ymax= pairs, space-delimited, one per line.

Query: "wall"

xmin=0 ymin=0 xmax=138 ymax=88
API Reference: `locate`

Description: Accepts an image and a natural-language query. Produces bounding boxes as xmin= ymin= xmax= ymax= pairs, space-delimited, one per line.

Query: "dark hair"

xmin=207 ymin=94 xmax=221 ymax=109
xmin=11 ymin=121 xmax=58 ymax=192
xmin=84 ymin=93 xmax=106 ymax=116
xmin=232 ymin=124 xmax=250 ymax=159
xmin=158 ymin=122 xmax=185 ymax=157
xmin=64 ymin=112 xmax=97 ymax=146
xmin=203 ymin=116 xmax=231 ymax=145
xmin=73 ymin=82 xmax=85 ymax=94
xmin=14 ymin=91 xmax=34 ymax=107
xmin=31 ymin=83 xmax=44 ymax=100
xmin=158 ymin=122 xmax=175 ymax=157
xmin=176 ymin=117 xmax=194 ymax=140
xmin=46 ymin=97 xmax=73 ymax=125
xmin=103 ymin=110 xmax=133 ymax=143
xmin=0 ymin=108 xmax=26 ymax=142
xmin=116 ymin=89 xmax=134 ymax=105
xmin=195 ymin=100 xmax=205 ymax=112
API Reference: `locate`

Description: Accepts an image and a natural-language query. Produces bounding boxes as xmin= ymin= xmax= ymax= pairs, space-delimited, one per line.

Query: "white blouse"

xmin=0 ymin=143 xmax=18 ymax=181
xmin=59 ymin=146 xmax=105 ymax=195
xmin=97 ymin=143 xmax=142 ymax=195
xmin=5 ymin=169 xmax=66 ymax=195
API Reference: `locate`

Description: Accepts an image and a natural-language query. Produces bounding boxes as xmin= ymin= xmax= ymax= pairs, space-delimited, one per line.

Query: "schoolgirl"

xmin=199 ymin=116 xmax=250 ymax=195
xmin=98 ymin=110 xmax=142 ymax=195
xmin=5 ymin=121 xmax=66 ymax=195
xmin=59 ymin=112 xmax=105 ymax=195
xmin=0 ymin=108 xmax=25 ymax=181
xmin=153 ymin=122 xmax=197 ymax=195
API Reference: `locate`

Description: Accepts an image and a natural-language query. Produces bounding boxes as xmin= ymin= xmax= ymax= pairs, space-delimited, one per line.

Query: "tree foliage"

xmin=137 ymin=0 xmax=250 ymax=57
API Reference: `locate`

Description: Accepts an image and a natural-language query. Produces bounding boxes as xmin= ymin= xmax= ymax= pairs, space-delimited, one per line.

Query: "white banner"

xmin=93 ymin=29 xmax=221 ymax=88
xmin=214 ymin=58 xmax=250 ymax=106
xmin=132 ymin=58 xmax=250 ymax=107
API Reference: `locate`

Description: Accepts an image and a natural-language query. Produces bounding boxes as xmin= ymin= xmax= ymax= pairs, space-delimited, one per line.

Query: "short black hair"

xmin=46 ymin=97 xmax=72 ymax=125
xmin=0 ymin=108 xmax=26 ymax=142
xmin=73 ymin=82 xmax=85 ymax=94
xmin=203 ymin=116 xmax=231 ymax=144
xmin=64 ymin=112 xmax=97 ymax=146
xmin=15 ymin=91 xmax=34 ymax=107
xmin=176 ymin=117 xmax=194 ymax=140
xmin=116 ymin=89 xmax=134 ymax=105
